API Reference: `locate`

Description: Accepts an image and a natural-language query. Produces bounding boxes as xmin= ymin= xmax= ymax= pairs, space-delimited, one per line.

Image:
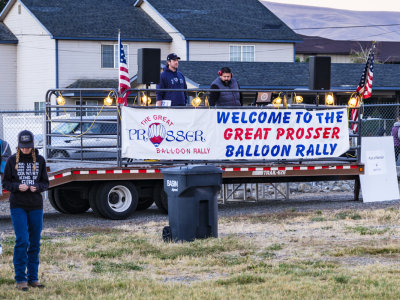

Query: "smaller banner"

xmin=121 ymin=107 xmax=350 ymax=160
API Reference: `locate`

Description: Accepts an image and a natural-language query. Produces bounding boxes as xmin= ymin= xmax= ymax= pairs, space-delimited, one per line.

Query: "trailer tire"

xmin=95 ymin=181 xmax=138 ymax=220
xmin=48 ymin=188 xmax=64 ymax=213
xmin=153 ymin=182 xmax=168 ymax=214
xmin=88 ymin=183 xmax=102 ymax=216
xmin=53 ymin=187 xmax=90 ymax=214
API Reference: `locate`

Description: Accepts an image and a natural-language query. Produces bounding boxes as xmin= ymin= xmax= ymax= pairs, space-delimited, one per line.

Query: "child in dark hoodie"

xmin=3 ymin=130 xmax=49 ymax=291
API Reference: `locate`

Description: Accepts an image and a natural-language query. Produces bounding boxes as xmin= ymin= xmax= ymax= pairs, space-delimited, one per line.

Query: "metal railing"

xmin=41 ymin=88 xmax=364 ymax=166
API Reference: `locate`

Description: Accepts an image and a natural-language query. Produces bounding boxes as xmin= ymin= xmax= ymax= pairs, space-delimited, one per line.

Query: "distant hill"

xmin=262 ymin=1 xmax=400 ymax=41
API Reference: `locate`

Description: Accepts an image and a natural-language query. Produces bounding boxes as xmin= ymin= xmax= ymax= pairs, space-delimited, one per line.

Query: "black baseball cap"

xmin=167 ymin=53 xmax=180 ymax=61
xmin=18 ymin=130 xmax=34 ymax=148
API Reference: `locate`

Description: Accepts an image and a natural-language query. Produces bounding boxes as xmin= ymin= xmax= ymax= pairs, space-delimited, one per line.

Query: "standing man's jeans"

xmin=10 ymin=208 xmax=43 ymax=283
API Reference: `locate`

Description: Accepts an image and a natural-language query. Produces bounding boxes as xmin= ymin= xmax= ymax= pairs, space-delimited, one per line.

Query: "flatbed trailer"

xmin=0 ymin=88 xmax=364 ymax=219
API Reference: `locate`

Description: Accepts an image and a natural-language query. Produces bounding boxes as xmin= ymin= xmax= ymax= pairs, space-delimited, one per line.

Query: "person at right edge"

xmin=3 ymin=130 xmax=49 ymax=291
xmin=209 ymin=67 xmax=242 ymax=106
xmin=391 ymin=117 xmax=400 ymax=164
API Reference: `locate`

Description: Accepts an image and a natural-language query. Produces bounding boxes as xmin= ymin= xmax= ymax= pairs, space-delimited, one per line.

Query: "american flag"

xmin=118 ymin=32 xmax=130 ymax=106
xmin=351 ymin=46 xmax=375 ymax=132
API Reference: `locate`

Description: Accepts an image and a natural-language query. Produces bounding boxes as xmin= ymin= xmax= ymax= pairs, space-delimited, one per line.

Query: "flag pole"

xmin=117 ymin=29 xmax=122 ymax=105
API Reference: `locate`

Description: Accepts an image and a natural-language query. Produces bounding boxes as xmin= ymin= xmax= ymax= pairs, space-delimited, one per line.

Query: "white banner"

xmin=121 ymin=107 xmax=350 ymax=160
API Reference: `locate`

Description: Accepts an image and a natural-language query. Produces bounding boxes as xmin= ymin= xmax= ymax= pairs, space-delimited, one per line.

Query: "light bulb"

xmin=191 ymin=96 xmax=202 ymax=107
xmin=56 ymin=95 xmax=65 ymax=106
xmin=348 ymin=97 xmax=358 ymax=107
xmin=104 ymin=96 xmax=113 ymax=106
xmin=295 ymin=95 xmax=303 ymax=103
xmin=141 ymin=95 xmax=151 ymax=105
xmin=325 ymin=93 xmax=334 ymax=105
xmin=272 ymin=96 xmax=282 ymax=108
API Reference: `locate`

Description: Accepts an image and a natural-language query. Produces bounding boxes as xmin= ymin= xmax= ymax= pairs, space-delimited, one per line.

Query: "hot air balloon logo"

xmin=148 ymin=123 xmax=166 ymax=147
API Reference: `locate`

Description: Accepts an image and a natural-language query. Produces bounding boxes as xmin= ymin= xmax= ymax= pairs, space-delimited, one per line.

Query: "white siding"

xmin=189 ymin=41 xmax=294 ymax=62
xmin=140 ymin=1 xmax=186 ymax=59
xmin=0 ymin=44 xmax=17 ymax=110
xmin=58 ymin=41 xmax=170 ymax=88
xmin=3 ymin=1 xmax=55 ymax=110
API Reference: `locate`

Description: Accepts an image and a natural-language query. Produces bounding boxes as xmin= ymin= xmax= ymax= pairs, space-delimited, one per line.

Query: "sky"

xmin=265 ymin=0 xmax=400 ymax=12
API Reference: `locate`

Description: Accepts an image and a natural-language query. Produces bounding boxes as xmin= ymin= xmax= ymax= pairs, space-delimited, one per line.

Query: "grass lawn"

xmin=1 ymin=207 xmax=400 ymax=299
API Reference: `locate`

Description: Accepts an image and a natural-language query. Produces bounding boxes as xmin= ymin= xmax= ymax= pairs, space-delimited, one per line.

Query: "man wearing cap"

xmin=156 ymin=53 xmax=188 ymax=106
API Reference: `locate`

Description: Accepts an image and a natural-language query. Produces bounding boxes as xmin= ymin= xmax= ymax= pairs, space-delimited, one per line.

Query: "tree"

xmin=350 ymin=42 xmax=381 ymax=64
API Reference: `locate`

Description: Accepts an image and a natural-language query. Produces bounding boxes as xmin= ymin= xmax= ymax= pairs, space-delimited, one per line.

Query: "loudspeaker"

xmin=308 ymin=56 xmax=331 ymax=90
xmin=137 ymin=48 xmax=161 ymax=85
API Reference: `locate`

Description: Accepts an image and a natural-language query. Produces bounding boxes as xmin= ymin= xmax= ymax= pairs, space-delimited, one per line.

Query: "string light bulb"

xmin=56 ymin=94 xmax=65 ymax=106
xmin=348 ymin=96 xmax=358 ymax=108
xmin=141 ymin=94 xmax=151 ymax=105
xmin=295 ymin=95 xmax=303 ymax=104
xmin=325 ymin=93 xmax=334 ymax=105
xmin=272 ymin=95 xmax=282 ymax=108
xmin=191 ymin=96 xmax=202 ymax=108
xmin=104 ymin=96 xmax=113 ymax=106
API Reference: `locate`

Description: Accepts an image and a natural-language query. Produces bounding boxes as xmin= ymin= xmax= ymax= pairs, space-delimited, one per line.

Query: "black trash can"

xmin=162 ymin=165 xmax=223 ymax=242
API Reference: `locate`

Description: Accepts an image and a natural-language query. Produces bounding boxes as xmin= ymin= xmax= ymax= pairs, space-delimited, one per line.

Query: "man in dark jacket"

xmin=209 ymin=67 xmax=242 ymax=106
xmin=156 ymin=53 xmax=187 ymax=106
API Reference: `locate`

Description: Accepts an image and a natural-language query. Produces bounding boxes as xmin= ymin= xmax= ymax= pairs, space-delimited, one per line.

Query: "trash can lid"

xmin=161 ymin=164 xmax=223 ymax=175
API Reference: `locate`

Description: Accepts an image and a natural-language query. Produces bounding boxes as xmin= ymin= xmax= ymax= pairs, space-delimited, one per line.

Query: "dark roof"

xmin=0 ymin=22 xmax=17 ymax=43
xmin=67 ymin=79 xmax=119 ymax=89
xmin=297 ymin=35 xmax=400 ymax=63
xmin=144 ymin=0 xmax=300 ymax=42
xmin=19 ymin=0 xmax=171 ymax=41
xmin=176 ymin=61 xmax=400 ymax=90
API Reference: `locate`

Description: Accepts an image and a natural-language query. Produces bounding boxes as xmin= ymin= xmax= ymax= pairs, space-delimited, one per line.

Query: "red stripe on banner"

xmin=89 ymin=170 xmax=97 ymax=174
xmin=248 ymin=167 xmax=256 ymax=171
xmin=106 ymin=170 xmax=114 ymax=174
xmin=233 ymin=168 xmax=240 ymax=171
xmin=293 ymin=166 xmax=300 ymax=170
xmin=336 ymin=166 xmax=344 ymax=169
xmin=73 ymin=171 xmax=80 ymax=175
xmin=307 ymin=166 xmax=315 ymax=170
xmin=322 ymin=166 xmax=329 ymax=169
xmin=54 ymin=174 xmax=63 ymax=179
xmin=263 ymin=167 xmax=271 ymax=171
xmin=120 ymin=66 xmax=128 ymax=73
xmin=122 ymin=169 xmax=130 ymax=174
xmin=138 ymin=169 xmax=146 ymax=173
xmin=155 ymin=169 xmax=161 ymax=173
xmin=350 ymin=165 xmax=358 ymax=169
xmin=278 ymin=167 xmax=285 ymax=171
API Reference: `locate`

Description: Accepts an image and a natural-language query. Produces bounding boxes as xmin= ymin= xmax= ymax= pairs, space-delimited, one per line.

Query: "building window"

xmin=34 ymin=101 xmax=45 ymax=115
xmin=229 ymin=45 xmax=255 ymax=62
xmin=75 ymin=100 xmax=98 ymax=117
xmin=101 ymin=44 xmax=128 ymax=68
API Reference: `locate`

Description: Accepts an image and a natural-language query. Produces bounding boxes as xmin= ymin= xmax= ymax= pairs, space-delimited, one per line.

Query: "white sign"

xmin=360 ymin=137 xmax=400 ymax=202
xmin=121 ymin=107 xmax=350 ymax=160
